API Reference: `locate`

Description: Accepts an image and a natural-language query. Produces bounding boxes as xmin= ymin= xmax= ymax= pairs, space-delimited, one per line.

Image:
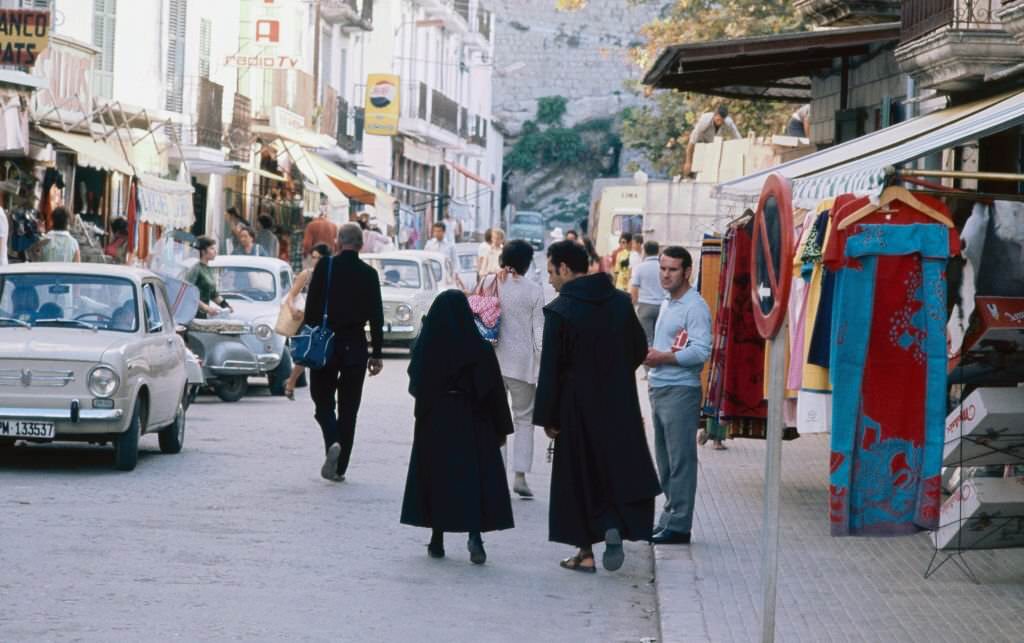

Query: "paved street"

xmin=0 ymin=352 xmax=656 ymax=643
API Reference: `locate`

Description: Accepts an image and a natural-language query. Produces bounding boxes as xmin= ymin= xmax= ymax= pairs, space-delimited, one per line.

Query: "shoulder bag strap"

xmin=322 ymin=256 xmax=333 ymax=324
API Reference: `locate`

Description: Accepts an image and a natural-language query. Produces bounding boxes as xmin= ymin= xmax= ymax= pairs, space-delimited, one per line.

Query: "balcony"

xmin=400 ymin=81 xmax=463 ymax=148
xmin=997 ymin=0 xmax=1024 ymax=45
xmin=336 ymin=97 xmax=364 ymax=155
xmin=423 ymin=0 xmax=470 ymax=34
xmin=320 ymin=0 xmax=373 ymax=31
xmin=174 ymin=77 xmax=224 ymax=158
xmin=895 ymin=0 xmax=1022 ymax=92
xmin=793 ymin=0 xmax=900 ymax=26
xmin=465 ymin=6 xmax=492 ymax=50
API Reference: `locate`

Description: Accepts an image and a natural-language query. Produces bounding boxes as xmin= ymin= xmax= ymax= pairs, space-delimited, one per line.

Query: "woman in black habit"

xmin=400 ymin=290 xmax=515 ymax=564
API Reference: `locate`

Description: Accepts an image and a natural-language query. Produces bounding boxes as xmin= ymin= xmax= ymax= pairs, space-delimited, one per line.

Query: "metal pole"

xmin=760 ymin=319 xmax=788 ymax=643
xmin=893 ymin=167 xmax=1024 ymax=182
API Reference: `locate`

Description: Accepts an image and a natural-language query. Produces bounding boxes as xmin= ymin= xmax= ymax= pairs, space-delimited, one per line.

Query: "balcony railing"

xmin=336 ymin=97 xmax=364 ymax=154
xmin=320 ymin=0 xmax=373 ymax=29
xmin=901 ymin=0 xmax=1005 ymax=42
xmin=227 ymin=93 xmax=252 ymax=162
xmin=177 ymin=76 xmax=224 ymax=149
xmin=431 ymin=89 xmax=459 ymax=134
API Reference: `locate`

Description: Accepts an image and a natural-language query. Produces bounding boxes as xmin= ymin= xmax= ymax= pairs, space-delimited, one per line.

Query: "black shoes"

xmin=428 ymin=531 xmax=445 ymax=558
xmin=467 ymin=532 xmax=487 ymax=565
xmin=651 ymin=529 xmax=691 ymax=545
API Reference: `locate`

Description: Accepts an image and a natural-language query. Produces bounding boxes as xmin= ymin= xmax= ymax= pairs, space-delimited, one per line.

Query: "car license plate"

xmin=0 ymin=419 xmax=56 ymax=439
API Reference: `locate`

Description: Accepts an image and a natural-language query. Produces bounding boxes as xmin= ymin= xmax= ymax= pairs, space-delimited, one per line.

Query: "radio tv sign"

xmin=364 ymin=74 xmax=400 ymax=137
xmin=0 ymin=9 xmax=50 ymax=66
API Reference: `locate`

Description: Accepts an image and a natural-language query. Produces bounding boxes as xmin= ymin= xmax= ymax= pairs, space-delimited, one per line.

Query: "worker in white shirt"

xmin=683 ymin=104 xmax=742 ymax=177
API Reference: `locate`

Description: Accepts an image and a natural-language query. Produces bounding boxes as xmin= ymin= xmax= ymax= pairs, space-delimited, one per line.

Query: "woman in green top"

xmin=187 ymin=236 xmax=233 ymax=318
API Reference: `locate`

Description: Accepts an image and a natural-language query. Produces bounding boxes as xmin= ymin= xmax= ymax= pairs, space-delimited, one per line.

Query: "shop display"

xmin=943 ymin=387 xmax=1024 ymax=467
xmin=933 ymin=476 xmax=1024 ymax=551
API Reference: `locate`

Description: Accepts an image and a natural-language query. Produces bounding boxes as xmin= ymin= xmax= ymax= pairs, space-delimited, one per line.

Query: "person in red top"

xmin=302 ymin=212 xmax=338 ymax=260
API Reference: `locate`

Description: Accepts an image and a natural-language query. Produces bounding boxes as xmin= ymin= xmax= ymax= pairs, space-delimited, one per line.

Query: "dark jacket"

xmin=303 ymin=250 xmax=384 ymax=358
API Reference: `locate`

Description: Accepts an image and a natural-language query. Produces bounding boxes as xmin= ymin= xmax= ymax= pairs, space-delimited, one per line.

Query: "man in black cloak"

xmin=401 ymin=290 xmax=515 ymax=565
xmin=534 ymin=241 xmax=662 ymax=573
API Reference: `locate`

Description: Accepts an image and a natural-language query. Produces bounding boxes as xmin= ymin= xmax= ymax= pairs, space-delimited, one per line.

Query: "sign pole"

xmin=760 ymin=320 xmax=788 ymax=643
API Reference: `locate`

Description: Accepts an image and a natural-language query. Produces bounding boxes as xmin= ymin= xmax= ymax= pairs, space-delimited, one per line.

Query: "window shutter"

xmin=199 ymin=18 xmax=212 ymax=79
xmin=92 ymin=0 xmax=116 ymax=98
xmin=165 ymin=0 xmax=187 ymax=113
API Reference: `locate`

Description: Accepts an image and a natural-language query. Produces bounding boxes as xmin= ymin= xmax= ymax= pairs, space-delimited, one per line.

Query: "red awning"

xmin=447 ymin=161 xmax=494 ymax=189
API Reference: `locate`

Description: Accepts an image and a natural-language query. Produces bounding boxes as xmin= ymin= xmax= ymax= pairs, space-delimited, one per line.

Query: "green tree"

xmin=621 ymin=1 xmax=805 ymax=175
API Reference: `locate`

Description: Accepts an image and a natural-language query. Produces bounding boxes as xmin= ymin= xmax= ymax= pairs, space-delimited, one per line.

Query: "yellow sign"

xmin=0 ymin=10 xmax=50 ymax=66
xmin=364 ymin=74 xmax=400 ymax=137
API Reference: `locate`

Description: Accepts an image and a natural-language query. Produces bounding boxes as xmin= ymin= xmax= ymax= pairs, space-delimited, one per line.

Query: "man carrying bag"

xmin=303 ymin=223 xmax=385 ymax=482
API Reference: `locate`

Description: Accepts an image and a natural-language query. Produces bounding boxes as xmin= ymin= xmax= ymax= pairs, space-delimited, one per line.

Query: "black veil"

xmin=407 ymin=290 xmax=501 ymax=417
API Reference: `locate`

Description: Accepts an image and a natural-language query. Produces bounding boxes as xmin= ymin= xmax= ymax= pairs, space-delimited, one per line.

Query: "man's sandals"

xmin=559 ymin=553 xmax=596 ymax=574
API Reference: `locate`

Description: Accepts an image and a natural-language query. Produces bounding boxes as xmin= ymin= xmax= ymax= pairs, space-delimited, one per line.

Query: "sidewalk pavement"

xmin=639 ymin=393 xmax=1024 ymax=643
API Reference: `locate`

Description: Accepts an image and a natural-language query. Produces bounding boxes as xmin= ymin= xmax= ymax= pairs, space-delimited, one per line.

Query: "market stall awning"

xmin=39 ymin=126 xmax=133 ymax=175
xmin=277 ymin=141 xmax=349 ymax=209
xmin=642 ymin=23 xmax=901 ymax=101
xmin=252 ymin=124 xmax=337 ymax=150
xmin=790 ymin=89 xmax=1024 ymax=204
xmin=714 ymin=91 xmax=1016 ymax=203
xmin=447 ymin=161 xmax=495 ymax=189
xmin=308 ymin=152 xmax=388 ymax=206
xmin=136 ymin=173 xmax=195 ymax=230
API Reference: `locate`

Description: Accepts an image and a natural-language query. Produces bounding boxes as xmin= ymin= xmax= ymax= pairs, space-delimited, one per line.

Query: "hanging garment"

xmin=698 ymin=237 xmax=723 ymax=397
xmin=798 ymin=208 xmax=834 ymax=434
xmin=718 ymin=223 xmax=768 ymax=421
xmin=828 ymin=219 xmax=956 ymax=537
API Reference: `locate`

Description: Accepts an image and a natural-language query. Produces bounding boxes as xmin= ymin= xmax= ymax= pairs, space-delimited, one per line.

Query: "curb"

xmin=653 ymin=544 xmax=711 ymax=643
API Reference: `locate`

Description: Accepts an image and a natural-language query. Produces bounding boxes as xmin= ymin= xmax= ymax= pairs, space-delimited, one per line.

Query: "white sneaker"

xmin=321 ymin=443 xmax=342 ymax=481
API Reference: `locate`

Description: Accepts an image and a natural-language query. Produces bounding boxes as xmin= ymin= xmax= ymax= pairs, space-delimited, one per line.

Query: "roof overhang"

xmin=642 ymin=23 xmax=901 ymax=101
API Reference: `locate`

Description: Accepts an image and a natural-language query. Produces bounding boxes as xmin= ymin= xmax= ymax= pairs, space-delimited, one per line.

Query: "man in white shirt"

xmin=683 ymin=104 xmax=742 ymax=176
xmin=630 ymin=240 xmax=663 ymax=376
xmin=423 ymin=221 xmax=457 ymax=268
xmin=0 ymin=206 xmax=8 ymax=265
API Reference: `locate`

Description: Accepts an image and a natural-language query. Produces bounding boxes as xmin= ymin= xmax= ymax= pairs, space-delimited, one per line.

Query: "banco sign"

xmin=0 ymin=9 xmax=50 ymax=66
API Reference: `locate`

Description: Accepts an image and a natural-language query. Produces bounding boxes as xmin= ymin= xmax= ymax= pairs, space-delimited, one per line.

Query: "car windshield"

xmin=213 ymin=267 xmax=276 ymax=302
xmin=367 ymin=259 xmax=421 ymax=289
xmin=0 ymin=273 xmax=138 ymax=332
xmin=510 ymin=224 xmax=543 ymax=239
xmin=457 ymin=253 xmax=476 ymax=271
xmin=513 ymin=213 xmax=543 ymax=226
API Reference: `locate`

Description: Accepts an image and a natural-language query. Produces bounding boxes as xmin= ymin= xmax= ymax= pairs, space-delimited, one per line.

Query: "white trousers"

xmin=502 ymin=376 xmax=537 ymax=474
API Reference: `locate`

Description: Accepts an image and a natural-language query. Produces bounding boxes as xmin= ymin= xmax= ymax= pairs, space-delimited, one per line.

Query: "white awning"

xmin=137 ymin=174 xmax=195 ymax=230
xmin=791 ymin=90 xmax=1024 ymax=205
xmin=715 ymin=90 xmax=1019 ymax=205
xmin=39 ymin=126 xmax=133 ymax=175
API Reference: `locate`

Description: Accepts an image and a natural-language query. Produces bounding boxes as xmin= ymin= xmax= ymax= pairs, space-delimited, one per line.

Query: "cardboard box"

xmin=933 ymin=476 xmax=1024 ymax=550
xmin=943 ymin=387 xmax=1024 ymax=466
xmin=950 ymin=297 xmax=1024 ymax=377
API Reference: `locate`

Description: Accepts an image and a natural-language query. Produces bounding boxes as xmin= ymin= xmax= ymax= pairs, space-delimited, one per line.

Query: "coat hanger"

xmin=837 ymin=185 xmax=953 ymax=230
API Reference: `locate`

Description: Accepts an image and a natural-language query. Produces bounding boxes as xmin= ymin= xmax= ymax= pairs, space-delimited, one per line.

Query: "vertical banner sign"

xmin=364 ymin=74 xmax=401 ymax=136
xmin=0 ymin=10 xmax=50 ymax=66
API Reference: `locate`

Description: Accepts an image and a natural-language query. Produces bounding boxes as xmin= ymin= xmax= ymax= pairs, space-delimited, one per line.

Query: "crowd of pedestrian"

xmin=268 ymin=216 xmax=715 ymax=571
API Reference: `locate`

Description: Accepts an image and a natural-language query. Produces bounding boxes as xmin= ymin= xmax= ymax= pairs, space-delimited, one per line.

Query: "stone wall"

xmin=490 ymin=0 xmax=665 ymax=136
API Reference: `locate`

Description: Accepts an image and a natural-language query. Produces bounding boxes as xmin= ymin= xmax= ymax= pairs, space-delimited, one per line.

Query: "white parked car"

xmin=0 ymin=263 xmax=191 ymax=470
xmin=363 ymin=250 xmax=460 ymax=349
xmin=180 ymin=255 xmax=295 ymax=400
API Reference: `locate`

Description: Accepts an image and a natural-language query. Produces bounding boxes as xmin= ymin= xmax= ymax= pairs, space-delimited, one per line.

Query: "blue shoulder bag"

xmin=292 ymin=256 xmax=336 ymax=369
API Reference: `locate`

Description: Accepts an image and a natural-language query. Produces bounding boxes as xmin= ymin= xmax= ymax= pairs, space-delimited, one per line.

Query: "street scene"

xmin=2 ymin=0 xmax=1024 ymax=642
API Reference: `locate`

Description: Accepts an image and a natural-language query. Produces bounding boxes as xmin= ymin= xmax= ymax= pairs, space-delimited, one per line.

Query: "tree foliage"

xmin=620 ymin=0 xmax=805 ymax=175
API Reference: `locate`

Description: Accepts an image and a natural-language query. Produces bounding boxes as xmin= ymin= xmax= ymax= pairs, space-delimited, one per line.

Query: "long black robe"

xmin=533 ymin=274 xmax=661 ymax=547
xmin=400 ymin=291 xmax=515 ymax=533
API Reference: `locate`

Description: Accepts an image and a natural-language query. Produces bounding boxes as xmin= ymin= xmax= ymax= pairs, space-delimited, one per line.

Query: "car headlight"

xmin=395 ymin=304 xmax=413 ymax=322
xmin=254 ymin=323 xmax=274 ymax=340
xmin=88 ymin=365 xmax=120 ymax=398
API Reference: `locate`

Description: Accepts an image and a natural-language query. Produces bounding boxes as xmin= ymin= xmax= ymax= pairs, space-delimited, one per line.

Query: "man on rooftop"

xmin=683 ymin=104 xmax=742 ymax=177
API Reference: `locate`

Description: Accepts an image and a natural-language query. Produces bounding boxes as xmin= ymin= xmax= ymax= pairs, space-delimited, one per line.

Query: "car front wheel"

xmin=214 ymin=376 xmax=248 ymax=402
xmin=113 ymin=400 xmax=142 ymax=471
xmin=159 ymin=402 xmax=186 ymax=454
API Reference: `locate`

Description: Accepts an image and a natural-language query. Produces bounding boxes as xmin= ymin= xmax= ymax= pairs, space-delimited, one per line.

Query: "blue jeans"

xmin=649 ymin=385 xmax=701 ymax=534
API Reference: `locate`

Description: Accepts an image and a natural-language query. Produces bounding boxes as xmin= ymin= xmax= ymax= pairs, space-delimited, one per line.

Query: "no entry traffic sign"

xmin=750 ymin=174 xmax=794 ymax=340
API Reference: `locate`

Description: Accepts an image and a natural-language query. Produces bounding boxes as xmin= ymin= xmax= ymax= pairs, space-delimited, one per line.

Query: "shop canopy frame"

xmin=714 ymin=89 xmax=1024 ymax=206
xmin=642 ymin=23 xmax=901 ymax=102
